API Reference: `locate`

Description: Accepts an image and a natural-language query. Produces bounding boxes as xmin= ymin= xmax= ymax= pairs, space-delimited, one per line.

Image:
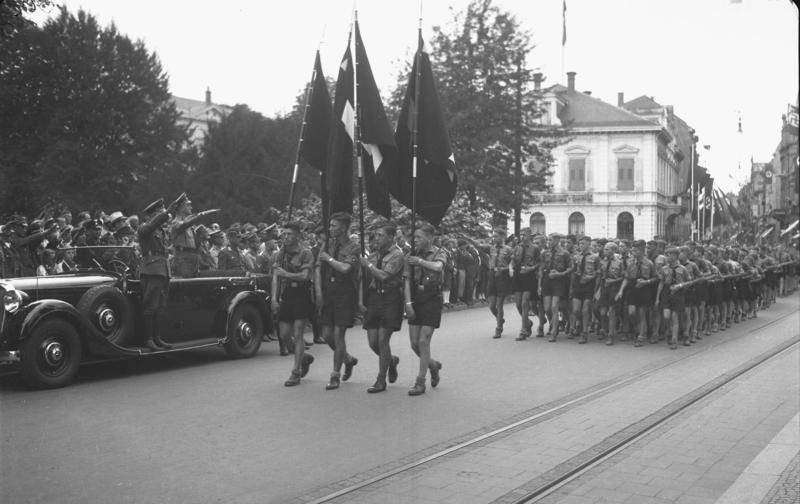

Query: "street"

xmin=1 ymin=297 xmax=799 ymax=504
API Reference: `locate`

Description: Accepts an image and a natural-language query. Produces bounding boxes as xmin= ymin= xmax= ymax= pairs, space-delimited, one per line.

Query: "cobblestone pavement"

xmin=300 ymin=298 xmax=800 ymax=504
xmin=762 ymin=452 xmax=800 ymax=504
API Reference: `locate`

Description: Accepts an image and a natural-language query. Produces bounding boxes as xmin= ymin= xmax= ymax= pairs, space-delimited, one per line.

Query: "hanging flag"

xmin=299 ymin=51 xmax=332 ymax=173
xmin=355 ymin=22 xmax=395 ymax=218
xmin=326 ymin=43 xmax=357 ymax=216
xmin=325 ymin=24 xmax=396 ymax=219
xmin=787 ymin=104 xmax=799 ymax=135
xmin=697 ymin=186 xmax=706 ymax=210
xmin=390 ymin=34 xmax=457 ymax=226
xmin=562 ymin=0 xmax=567 ymax=46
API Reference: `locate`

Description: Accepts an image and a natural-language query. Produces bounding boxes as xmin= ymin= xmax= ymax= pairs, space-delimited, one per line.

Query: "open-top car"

xmin=0 ymin=246 xmax=273 ymax=388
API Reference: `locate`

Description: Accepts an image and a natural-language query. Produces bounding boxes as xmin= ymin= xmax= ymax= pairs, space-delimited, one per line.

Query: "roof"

xmin=621 ymin=95 xmax=663 ymax=112
xmin=172 ymin=95 xmax=233 ymax=122
xmin=550 ymin=85 xmax=661 ymax=129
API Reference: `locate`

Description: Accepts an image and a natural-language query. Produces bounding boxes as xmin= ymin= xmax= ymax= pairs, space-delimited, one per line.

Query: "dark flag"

xmin=325 ymin=24 xmax=395 ymax=218
xmin=299 ymin=51 xmax=331 ymax=173
xmin=299 ymin=51 xmax=332 ymax=225
xmin=390 ymin=36 xmax=457 ymax=226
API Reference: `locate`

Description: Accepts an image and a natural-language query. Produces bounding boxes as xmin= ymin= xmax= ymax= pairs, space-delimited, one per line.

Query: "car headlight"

xmin=3 ymin=290 xmax=24 ymax=314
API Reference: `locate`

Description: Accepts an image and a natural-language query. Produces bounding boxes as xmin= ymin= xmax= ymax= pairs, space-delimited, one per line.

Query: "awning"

xmin=759 ymin=226 xmax=774 ymax=239
xmin=781 ymin=219 xmax=799 ymax=236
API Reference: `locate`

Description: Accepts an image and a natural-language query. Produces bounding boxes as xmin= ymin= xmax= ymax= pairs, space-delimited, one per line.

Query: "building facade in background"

xmin=172 ymin=88 xmax=233 ymax=145
xmin=523 ymin=72 xmax=691 ymax=241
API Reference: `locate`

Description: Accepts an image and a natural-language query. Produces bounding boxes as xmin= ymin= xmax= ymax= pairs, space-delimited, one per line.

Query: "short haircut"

xmin=283 ymin=221 xmax=302 ymax=234
xmin=375 ymin=222 xmax=396 ymax=237
xmin=329 ymin=212 xmax=351 ymax=226
xmin=417 ymin=223 xmax=435 ymax=236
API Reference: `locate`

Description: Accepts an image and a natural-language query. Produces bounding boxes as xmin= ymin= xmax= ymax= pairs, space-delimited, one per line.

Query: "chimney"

xmin=533 ymin=72 xmax=543 ymax=91
xmin=567 ymin=71 xmax=576 ymax=92
xmin=617 ymin=92 xmax=624 ymax=106
xmin=205 ymin=87 xmax=211 ymax=105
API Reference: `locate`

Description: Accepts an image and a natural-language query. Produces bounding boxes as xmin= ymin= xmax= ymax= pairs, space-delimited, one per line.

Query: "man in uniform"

xmin=138 ymin=197 xmax=180 ymax=351
xmin=316 ymin=212 xmax=360 ymax=390
xmin=656 ymin=246 xmax=690 ymax=350
xmin=272 ymin=222 xmax=316 ymax=387
xmin=404 ymin=223 xmax=446 ymax=396
xmin=169 ymin=194 xmax=200 ymax=278
xmin=619 ymin=240 xmax=657 ymax=346
xmin=570 ymin=235 xmax=600 ymax=344
xmin=595 ymin=241 xmax=625 ymax=345
xmin=679 ymin=245 xmax=703 ymax=344
xmin=646 ymin=240 xmax=668 ymax=342
xmin=539 ymin=233 xmax=572 ymax=342
xmin=218 ymin=227 xmax=246 ymax=273
xmin=487 ymin=230 xmax=513 ymax=338
xmin=511 ymin=228 xmax=538 ymax=340
xmin=360 ymin=223 xmax=405 ymax=393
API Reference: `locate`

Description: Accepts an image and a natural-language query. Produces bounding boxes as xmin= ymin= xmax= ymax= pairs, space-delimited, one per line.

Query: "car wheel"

xmin=76 ymin=285 xmax=133 ymax=346
xmin=224 ymin=304 xmax=263 ymax=358
xmin=21 ymin=319 xmax=82 ymax=389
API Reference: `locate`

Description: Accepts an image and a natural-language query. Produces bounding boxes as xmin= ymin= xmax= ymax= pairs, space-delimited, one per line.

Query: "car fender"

xmin=19 ymin=300 xmax=140 ymax=356
xmin=225 ymin=290 xmax=272 ymax=336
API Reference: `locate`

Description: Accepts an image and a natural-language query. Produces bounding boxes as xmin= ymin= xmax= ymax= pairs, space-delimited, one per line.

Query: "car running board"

xmin=132 ymin=338 xmax=225 ymax=355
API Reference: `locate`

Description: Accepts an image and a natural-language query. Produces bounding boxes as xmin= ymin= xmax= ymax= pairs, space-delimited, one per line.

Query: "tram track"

xmin=304 ymin=307 xmax=800 ymax=504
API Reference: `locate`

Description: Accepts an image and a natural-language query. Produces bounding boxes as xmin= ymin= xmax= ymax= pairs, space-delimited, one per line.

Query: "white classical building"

xmin=172 ymin=88 xmax=233 ymax=145
xmin=523 ymin=72 xmax=689 ymax=241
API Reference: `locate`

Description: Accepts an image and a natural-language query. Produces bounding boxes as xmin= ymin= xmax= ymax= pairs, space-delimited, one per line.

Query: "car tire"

xmin=21 ymin=319 xmax=82 ymax=389
xmin=76 ymin=285 xmax=133 ymax=346
xmin=224 ymin=303 xmax=263 ymax=358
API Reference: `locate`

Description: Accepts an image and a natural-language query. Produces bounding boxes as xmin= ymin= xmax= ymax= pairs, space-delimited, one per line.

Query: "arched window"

xmin=568 ymin=212 xmax=585 ymax=236
xmin=530 ymin=213 xmax=546 ymax=235
xmin=617 ymin=212 xmax=634 ymax=240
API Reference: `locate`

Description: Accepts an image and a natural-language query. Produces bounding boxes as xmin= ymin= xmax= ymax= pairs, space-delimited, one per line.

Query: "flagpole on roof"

xmin=352 ymin=8 xmax=367 ymax=259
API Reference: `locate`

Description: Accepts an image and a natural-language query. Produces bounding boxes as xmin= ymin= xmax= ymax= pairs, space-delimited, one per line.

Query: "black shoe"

xmin=279 ymin=348 xmax=289 ymax=356
xmin=343 ymin=356 xmax=358 ymax=381
xmin=367 ymin=380 xmax=387 ymax=393
xmin=388 ymin=356 xmax=399 ymax=384
xmin=325 ymin=375 xmax=340 ymax=390
xmin=430 ymin=361 xmax=442 ymax=388
xmin=408 ymin=379 xmax=426 ymax=396
xmin=578 ymin=334 xmax=587 ymax=344
xmin=284 ymin=371 xmax=301 ymax=387
xmin=300 ymin=354 xmax=314 ymax=377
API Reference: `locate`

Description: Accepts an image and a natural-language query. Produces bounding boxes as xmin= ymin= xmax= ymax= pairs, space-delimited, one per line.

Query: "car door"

xmin=162 ymin=276 xmax=229 ymax=342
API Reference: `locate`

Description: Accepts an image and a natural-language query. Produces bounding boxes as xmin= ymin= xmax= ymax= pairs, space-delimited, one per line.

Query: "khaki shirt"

xmin=659 ymin=263 xmax=690 ymax=286
xmin=365 ymin=246 xmax=405 ymax=292
xmin=405 ymin=246 xmax=447 ymax=287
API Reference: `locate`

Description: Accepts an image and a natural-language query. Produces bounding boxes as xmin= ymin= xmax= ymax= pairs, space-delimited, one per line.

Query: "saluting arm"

xmin=138 ymin=210 xmax=171 ymax=236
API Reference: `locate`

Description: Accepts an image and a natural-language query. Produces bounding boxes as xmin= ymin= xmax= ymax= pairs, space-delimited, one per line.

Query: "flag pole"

xmin=710 ymin=189 xmax=716 ymax=239
xmin=690 ymin=139 xmax=695 ymax=240
xmin=411 ymin=2 xmax=423 ymax=255
xmin=287 ymin=54 xmax=319 ymax=223
xmin=353 ymin=9 xmax=365 ymax=257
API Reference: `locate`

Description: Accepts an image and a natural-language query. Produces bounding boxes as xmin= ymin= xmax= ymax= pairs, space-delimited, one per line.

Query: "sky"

xmin=31 ymin=0 xmax=799 ymax=193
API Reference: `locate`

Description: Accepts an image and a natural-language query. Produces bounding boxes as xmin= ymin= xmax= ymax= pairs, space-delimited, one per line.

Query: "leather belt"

xmin=416 ymin=284 xmax=441 ymax=292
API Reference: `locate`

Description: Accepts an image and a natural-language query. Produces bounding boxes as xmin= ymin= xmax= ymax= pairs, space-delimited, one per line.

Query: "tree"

xmin=0 ymin=8 xmax=193 ymax=216
xmin=188 ymin=104 xmax=320 ymax=225
xmin=413 ymin=0 xmax=568 ymax=224
xmin=0 ymin=0 xmax=53 ymax=39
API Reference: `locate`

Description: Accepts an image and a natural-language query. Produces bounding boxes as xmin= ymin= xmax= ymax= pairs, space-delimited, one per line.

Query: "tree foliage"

xmin=0 ymin=7 xmax=193 ymax=216
xmin=0 ymin=0 xmax=53 ymax=39
xmin=415 ymin=0 xmax=569 ymax=217
xmin=187 ymin=104 xmax=319 ymax=225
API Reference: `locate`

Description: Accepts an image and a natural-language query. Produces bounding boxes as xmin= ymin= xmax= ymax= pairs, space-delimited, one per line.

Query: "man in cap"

xmin=404 ymin=222 xmax=446 ymax=396
xmin=487 ymin=229 xmax=514 ymax=338
xmin=208 ymin=228 xmax=225 ymax=269
xmin=315 ymin=212 xmax=361 ymax=390
xmin=195 ymin=225 xmax=215 ymax=272
xmin=510 ymin=228 xmax=539 ymax=340
xmin=360 ymin=222 xmax=406 ymax=393
xmin=169 ymin=193 xmax=200 ymax=278
xmin=619 ymin=240 xmax=657 ymax=346
xmin=539 ymin=232 xmax=573 ymax=342
xmin=656 ymin=246 xmax=690 ymax=350
xmin=217 ymin=227 xmax=246 ymax=273
xmin=273 ymin=222 xmax=316 ymax=387
xmin=570 ymin=235 xmax=600 ymax=344
xmin=138 ymin=197 xmax=181 ymax=351
xmin=595 ymin=241 xmax=625 ymax=345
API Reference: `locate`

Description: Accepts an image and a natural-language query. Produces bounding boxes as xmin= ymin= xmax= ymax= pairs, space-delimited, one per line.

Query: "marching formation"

xmin=487 ymin=230 xmax=799 ymax=350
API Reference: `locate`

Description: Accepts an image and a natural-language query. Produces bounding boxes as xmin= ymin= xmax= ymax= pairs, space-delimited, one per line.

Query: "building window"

xmin=530 ymin=213 xmax=546 ymax=235
xmin=568 ymin=212 xmax=585 ymax=236
xmin=617 ymin=212 xmax=634 ymax=240
xmin=568 ymin=158 xmax=585 ymax=191
xmin=617 ymin=158 xmax=634 ymax=191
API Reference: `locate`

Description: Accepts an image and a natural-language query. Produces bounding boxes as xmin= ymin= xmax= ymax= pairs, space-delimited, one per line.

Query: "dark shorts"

xmin=141 ymin=274 xmax=169 ymax=313
xmin=542 ymin=274 xmax=569 ymax=298
xmin=320 ymin=281 xmax=357 ymax=328
xmin=694 ymin=283 xmax=708 ymax=304
xmin=736 ymin=280 xmax=753 ymax=301
xmin=409 ymin=289 xmax=443 ymax=328
xmin=512 ymin=271 xmax=536 ymax=294
xmin=487 ymin=272 xmax=512 ymax=298
xmin=363 ymin=290 xmax=403 ymax=332
xmin=662 ymin=290 xmax=685 ymax=312
xmin=766 ymin=271 xmax=779 ymax=288
xmin=721 ymin=281 xmax=733 ymax=302
xmin=684 ymin=286 xmax=698 ymax=307
xmin=278 ymin=284 xmax=313 ymax=322
xmin=628 ymin=284 xmax=654 ymax=307
xmin=572 ymin=280 xmax=595 ymax=301
xmin=598 ymin=284 xmax=623 ymax=309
